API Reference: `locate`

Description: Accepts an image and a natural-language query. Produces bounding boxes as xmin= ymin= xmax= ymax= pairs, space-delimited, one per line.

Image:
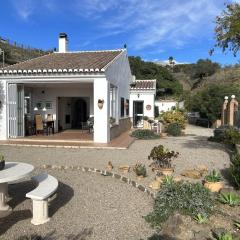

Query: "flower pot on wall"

xmin=98 ymin=99 xmax=104 ymax=109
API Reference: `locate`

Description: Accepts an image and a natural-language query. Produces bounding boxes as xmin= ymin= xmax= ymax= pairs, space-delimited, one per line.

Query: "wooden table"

xmin=0 ymin=162 xmax=34 ymax=211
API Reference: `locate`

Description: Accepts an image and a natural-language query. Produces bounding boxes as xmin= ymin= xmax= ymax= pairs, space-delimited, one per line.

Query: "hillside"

xmin=0 ymin=36 xmax=49 ymax=67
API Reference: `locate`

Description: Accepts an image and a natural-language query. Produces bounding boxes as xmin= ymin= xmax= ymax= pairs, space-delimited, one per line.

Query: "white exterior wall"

xmin=130 ymin=91 xmax=155 ymax=119
xmin=0 ymin=80 xmax=7 ymax=140
xmin=94 ymin=78 xmax=110 ymax=143
xmin=155 ymin=100 xmax=178 ymax=112
xmin=105 ymin=50 xmax=132 ymax=122
xmin=31 ymin=84 xmax=93 ymax=132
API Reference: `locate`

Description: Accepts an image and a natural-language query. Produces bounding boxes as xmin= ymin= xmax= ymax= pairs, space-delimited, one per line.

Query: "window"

xmin=121 ymin=97 xmax=124 ymax=117
xmin=126 ymin=99 xmax=129 ymax=116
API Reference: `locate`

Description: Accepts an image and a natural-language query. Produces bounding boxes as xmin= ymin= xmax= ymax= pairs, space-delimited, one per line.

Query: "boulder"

xmin=181 ymin=169 xmax=202 ymax=179
xmin=149 ymin=180 xmax=161 ymax=190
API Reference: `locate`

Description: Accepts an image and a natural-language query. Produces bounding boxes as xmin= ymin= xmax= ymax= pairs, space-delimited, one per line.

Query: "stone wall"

xmin=110 ymin=117 xmax=132 ymax=140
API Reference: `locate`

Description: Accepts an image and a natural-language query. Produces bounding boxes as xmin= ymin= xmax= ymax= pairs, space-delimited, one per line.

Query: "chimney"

xmin=58 ymin=33 xmax=68 ymax=53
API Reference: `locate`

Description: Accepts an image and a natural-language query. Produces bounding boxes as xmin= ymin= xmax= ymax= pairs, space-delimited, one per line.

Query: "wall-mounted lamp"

xmin=137 ymin=94 xmax=140 ymax=98
xmin=34 ymin=107 xmax=38 ymax=111
xmin=42 ymin=107 xmax=47 ymax=112
xmin=98 ymin=99 xmax=104 ymax=109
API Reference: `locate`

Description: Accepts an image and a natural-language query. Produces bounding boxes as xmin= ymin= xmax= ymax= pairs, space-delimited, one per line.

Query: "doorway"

xmin=133 ymin=101 xmax=144 ymax=127
xmin=58 ymin=97 xmax=89 ymax=130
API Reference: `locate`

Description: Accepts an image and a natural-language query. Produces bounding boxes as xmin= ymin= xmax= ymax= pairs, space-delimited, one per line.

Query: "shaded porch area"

xmin=1 ymin=131 xmax=134 ymax=149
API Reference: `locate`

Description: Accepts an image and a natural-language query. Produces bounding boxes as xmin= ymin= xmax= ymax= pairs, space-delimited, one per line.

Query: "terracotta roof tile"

xmin=130 ymin=80 xmax=156 ymax=90
xmin=1 ymin=50 xmax=123 ymax=73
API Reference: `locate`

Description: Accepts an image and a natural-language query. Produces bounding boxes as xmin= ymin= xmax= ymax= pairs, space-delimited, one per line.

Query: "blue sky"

xmin=1 ymin=0 xmax=240 ymax=65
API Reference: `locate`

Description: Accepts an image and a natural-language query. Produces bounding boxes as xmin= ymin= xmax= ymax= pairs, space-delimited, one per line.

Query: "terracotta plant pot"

xmin=204 ymin=181 xmax=224 ymax=193
xmin=119 ymin=165 xmax=130 ymax=173
xmin=160 ymin=168 xmax=174 ymax=176
xmin=0 ymin=161 xmax=5 ymax=171
xmin=160 ymin=133 xmax=167 ymax=138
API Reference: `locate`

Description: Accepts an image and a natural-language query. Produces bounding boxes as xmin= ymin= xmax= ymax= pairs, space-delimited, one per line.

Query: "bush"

xmin=145 ymin=181 xmax=214 ymax=228
xmin=223 ymin=128 xmax=240 ymax=145
xmin=211 ymin=125 xmax=240 ymax=145
xmin=166 ymin=123 xmax=182 ymax=136
xmin=148 ymin=145 xmax=179 ymax=169
xmin=230 ymin=154 xmax=240 ymax=189
xmin=161 ymin=110 xmax=186 ymax=129
xmin=133 ymin=164 xmax=147 ymax=177
xmin=205 ymin=170 xmax=221 ymax=182
xmin=131 ymin=129 xmax=159 ymax=139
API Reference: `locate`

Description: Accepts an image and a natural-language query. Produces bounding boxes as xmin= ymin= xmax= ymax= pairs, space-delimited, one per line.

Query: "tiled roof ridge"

xmin=53 ymin=49 xmax=125 ymax=54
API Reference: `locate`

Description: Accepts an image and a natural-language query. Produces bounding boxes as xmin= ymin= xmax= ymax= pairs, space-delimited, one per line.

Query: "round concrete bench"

xmin=26 ymin=173 xmax=58 ymax=225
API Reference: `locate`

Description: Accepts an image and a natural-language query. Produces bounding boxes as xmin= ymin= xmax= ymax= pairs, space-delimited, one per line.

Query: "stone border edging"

xmin=1 ymin=143 xmax=128 ymax=150
xmin=41 ymin=164 xmax=156 ymax=199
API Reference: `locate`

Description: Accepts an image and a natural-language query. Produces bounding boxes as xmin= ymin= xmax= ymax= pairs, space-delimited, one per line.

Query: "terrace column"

xmin=94 ymin=78 xmax=110 ymax=143
xmin=221 ymin=96 xmax=228 ymax=125
xmin=228 ymin=95 xmax=239 ymax=126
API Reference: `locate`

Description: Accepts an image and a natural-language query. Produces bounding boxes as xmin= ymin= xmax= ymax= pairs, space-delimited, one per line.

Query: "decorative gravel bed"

xmin=0 ymin=169 xmax=154 ymax=240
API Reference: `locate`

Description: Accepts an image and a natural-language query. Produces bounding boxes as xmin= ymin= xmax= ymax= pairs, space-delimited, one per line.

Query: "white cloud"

xmin=71 ymin=0 xmax=228 ymax=50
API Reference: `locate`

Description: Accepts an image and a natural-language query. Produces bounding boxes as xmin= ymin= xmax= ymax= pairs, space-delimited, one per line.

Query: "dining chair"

xmin=35 ymin=114 xmax=47 ymax=135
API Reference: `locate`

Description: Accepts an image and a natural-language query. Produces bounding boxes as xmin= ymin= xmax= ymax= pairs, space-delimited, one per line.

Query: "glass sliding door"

xmin=8 ymin=83 xmax=24 ymax=138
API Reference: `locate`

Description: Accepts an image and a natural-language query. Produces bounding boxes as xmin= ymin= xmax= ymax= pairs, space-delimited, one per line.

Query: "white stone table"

xmin=0 ymin=162 xmax=34 ymax=211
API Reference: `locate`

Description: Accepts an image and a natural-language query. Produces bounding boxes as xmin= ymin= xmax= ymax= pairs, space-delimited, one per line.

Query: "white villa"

xmin=129 ymin=79 xmax=156 ymax=127
xmin=0 ymin=33 xmax=132 ymax=143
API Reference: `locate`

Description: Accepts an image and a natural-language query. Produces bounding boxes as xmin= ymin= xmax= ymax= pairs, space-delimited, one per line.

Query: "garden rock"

xmin=161 ymin=214 xmax=194 ymax=240
xmin=149 ymin=180 xmax=161 ymax=190
xmin=181 ymin=169 xmax=202 ymax=179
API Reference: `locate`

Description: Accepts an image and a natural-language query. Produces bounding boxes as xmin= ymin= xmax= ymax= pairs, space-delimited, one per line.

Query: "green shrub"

xmin=148 ymin=145 xmax=179 ymax=169
xmin=161 ymin=110 xmax=186 ymax=129
xmin=218 ymin=192 xmax=240 ymax=206
xmin=214 ymin=232 xmax=238 ymax=240
xmin=230 ymin=154 xmax=240 ymax=189
xmin=211 ymin=126 xmax=240 ymax=145
xmin=145 ymin=181 xmax=214 ymax=228
xmin=131 ymin=129 xmax=159 ymax=139
xmin=223 ymin=128 xmax=240 ymax=145
xmin=166 ymin=123 xmax=182 ymax=136
xmin=133 ymin=164 xmax=147 ymax=177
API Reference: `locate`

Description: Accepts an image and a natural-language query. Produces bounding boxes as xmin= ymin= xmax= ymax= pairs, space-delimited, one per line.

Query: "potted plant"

xmin=0 ymin=154 xmax=5 ymax=171
xmin=133 ymin=163 xmax=147 ymax=180
xmin=97 ymin=99 xmax=104 ymax=109
xmin=203 ymin=170 xmax=223 ymax=192
xmin=109 ymin=117 xmax=116 ymax=126
xmin=148 ymin=145 xmax=179 ymax=175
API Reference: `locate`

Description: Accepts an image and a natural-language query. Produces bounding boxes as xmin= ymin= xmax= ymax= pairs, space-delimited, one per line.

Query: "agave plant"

xmin=193 ymin=213 xmax=208 ymax=224
xmin=218 ymin=192 xmax=240 ymax=207
xmin=215 ymin=232 xmax=238 ymax=240
xmin=162 ymin=175 xmax=174 ymax=185
xmin=205 ymin=170 xmax=221 ymax=182
xmin=234 ymin=220 xmax=240 ymax=230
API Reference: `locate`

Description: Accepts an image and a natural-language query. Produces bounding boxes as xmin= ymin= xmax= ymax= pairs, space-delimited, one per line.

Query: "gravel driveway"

xmin=0 ymin=124 xmax=231 ymax=239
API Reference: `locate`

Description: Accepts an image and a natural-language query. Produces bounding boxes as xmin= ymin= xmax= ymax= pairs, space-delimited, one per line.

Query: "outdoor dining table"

xmin=0 ymin=162 xmax=34 ymax=211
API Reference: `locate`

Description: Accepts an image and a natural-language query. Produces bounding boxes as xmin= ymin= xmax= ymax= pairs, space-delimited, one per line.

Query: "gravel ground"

xmin=0 ymin=125 xmax=231 ymax=239
xmin=0 ymin=125 xmax=231 ymax=187
xmin=0 ymin=169 xmax=154 ymax=240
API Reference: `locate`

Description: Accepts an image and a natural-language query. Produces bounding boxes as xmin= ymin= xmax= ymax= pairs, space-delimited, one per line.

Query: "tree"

xmin=185 ymin=83 xmax=240 ymax=123
xmin=129 ymin=56 xmax=183 ymax=97
xmin=214 ymin=3 xmax=240 ymax=56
